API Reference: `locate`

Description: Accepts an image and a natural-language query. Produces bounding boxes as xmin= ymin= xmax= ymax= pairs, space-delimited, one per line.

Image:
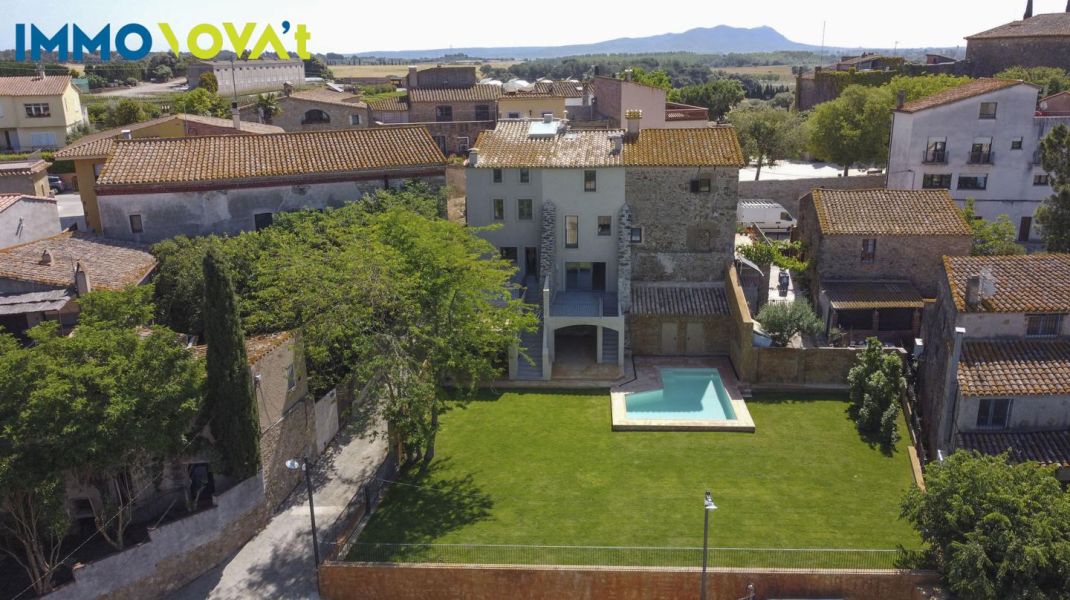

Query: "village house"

xmin=0 ymin=71 xmax=85 ymax=151
xmin=965 ymin=9 xmax=1070 ymax=77
xmin=239 ymin=86 xmax=370 ymax=131
xmin=186 ymin=59 xmax=306 ymax=95
xmin=588 ymin=75 xmax=709 ymax=129
xmin=91 ymin=127 xmax=447 ymax=242
xmin=796 ymin=188 xmax=972 ymax=346
xmin=0 ymin=156 xmax=51 ymax=197
xmin=833 ymin=53 xmax=903 ymax=72
xmin=920 ymin=254 xmax=1070 ymax=481
xmin=53 ymin=113 xmax=284 ymax=233
xmin=0 ymin=231 xmax=156 ymax=337
xmin=886 ymin=78 xmax=1063 ymax=244
xmin=1038 ymin=90 xmax=1070 ymax=116
xmin=0 ymin=193 xmax=60 ymax=249
xmin=467 ymin=113 xmax=744 ymax=379
xmin=497 ymin=80 xmax=587 ymax=121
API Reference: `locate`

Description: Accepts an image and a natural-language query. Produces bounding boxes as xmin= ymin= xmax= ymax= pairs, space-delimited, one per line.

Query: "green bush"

xmin=754 ymin=299 xmax=822 ymax=347
xmin=847 ymin=338 xmax=902 ymax=447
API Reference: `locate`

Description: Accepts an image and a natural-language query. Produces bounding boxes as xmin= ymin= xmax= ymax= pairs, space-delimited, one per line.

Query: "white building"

xmin=887 ymin=78 xmax=1065 ymax=243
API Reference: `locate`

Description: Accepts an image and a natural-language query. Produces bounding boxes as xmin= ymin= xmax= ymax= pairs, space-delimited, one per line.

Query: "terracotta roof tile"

xmin=631 ymin=283 xmax=729 ymax=315
xmin=944 ymin=254 xmax=1070 ymax=313
xmin=811 ymin=188 xmax=971 ymax=236
xmin=958 ymin=339 xmax=1070 ymax=398
xmin=967 ymin=13 xmax=1070 ymax=39
xmin=957 ymin=430 xmax=1070 ymax=467
xmin=896 ymin=79 xmax=1033 ymax=113
xmin=0 ymin=193 xmax=56 ymax=213
xmin=367 ymin=95 xmax=409 ymax=112
xmin=0 ymin=75 xmax=72 ymax=97
xmin=838 ymin=54 xmax=896 ymax=66
xmin=191 ymin=330 xmax=292 ymax=365
xmin=0 ymin=231 xmax=155 ymax=291
xmin=95 ymin=127 xmax=446 ymax=188
xmin=287 ymin=88 xmax=367 ymax=108
xmin=822 ymin=280 xmax=925 ymax=310
xmin=408 ymin=85 xmax=502 ymax=103
xmin=0 ymin=159 xmax=49 ymax=177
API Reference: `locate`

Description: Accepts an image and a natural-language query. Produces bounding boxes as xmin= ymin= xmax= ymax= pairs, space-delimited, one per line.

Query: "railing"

xmin=968 ymin=150 xmax=994 ymax=164
xmin=342 ymin=543 xmax=902 ymax=572
xmin=921 ymin=149 xmax=946 ymax=164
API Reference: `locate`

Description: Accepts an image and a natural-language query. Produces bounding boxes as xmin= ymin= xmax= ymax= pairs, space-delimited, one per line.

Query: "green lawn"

xmin=355 ymin=391 xmax=919 ymax=562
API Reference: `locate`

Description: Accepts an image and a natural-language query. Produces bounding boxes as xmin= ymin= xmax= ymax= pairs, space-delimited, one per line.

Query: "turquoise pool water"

xmin=625 ymin=368 xmax=736 ymax=421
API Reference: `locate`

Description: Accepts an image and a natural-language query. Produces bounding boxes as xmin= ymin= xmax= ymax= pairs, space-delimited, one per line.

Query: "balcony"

xmin=550 ymin=290 xmax=620 ymax=318
xmin=968 ymin=150 xmax=994 ymax=165
xmin=921 ymin=149 xmax=947 ymax=164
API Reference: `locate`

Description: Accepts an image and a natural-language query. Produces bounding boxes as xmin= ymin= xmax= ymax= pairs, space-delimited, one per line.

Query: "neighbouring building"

xmin=239 ymin=86 xmax=370 ymax=131
xmin=0 ymin=157 xmax=51 ymax=197
xmin=796 ymin=188 xmax=972 ymax=347
xmin=0 ymin=71 xmax=85 ymax=151
xmin=186 ymin=59 xmax=306 ymax=95
xmin=92 ymin=127 xmax=447 ymax=242
xmin=0 ymin=193 xmax=60 ymax=248
xmin=887 ymin=78 xmax=1060 ymax=243
xmin=920 ymin=254 xmax=1070 ymax=481
xmin=467 ymin=115 xmax=744 ymax=379
xmin=965 ymin=10 xmax=1070 ymax=77
xmin=834 ymin=53 xmax=904 ymax=72
xmin=588 ymin=76 xmax=708 ymax=128
xmin=53 ymin=114 xmax=285 ymax=233
xmin=0 ymin=231 xmax=155 ymax=337
xmin=497 ymin=80 xmax=587 ymax=121
xmin=1038 ymin=90 xmax=1070 ymax=115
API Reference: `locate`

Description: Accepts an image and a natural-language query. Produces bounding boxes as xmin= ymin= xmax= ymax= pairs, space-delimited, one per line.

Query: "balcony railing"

xmin=968 ymin=150 xmax=994 ymax=164
xmin=921 ymin=149 xmax=947 ymax=164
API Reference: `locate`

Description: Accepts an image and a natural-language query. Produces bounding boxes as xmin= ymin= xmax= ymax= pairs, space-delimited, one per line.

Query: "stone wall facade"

xmin=409 ymin=101 xmax=494 ymax=124
xmin=814 ymin=234 xmax=971 ymax=298
xmin=540 ymin=199 xmax=556 ymax=288
xmin=626 ymin=167 xmax=738 ymax=283
xmin=966 ymin=37 xmax=1070 ymax=77
xmin=377 ymin=120 xmax=493 ymax=157
xmin=738 ymin=173 xmax=886 ymax=218
xmin=239 ymin=97 xmax=370 ymax=132
xmin=628 ymin=314 xmax=733 ymax=355
xmin=319 ymin=563 xmax=941 ymax=600
xmin=616 ymin=204 xmax=632 ymax=312
xmin=258 ymin=396 xmax=315 ymax=510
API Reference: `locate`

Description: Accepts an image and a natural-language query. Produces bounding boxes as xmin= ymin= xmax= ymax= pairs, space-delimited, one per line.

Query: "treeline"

xmin=0 ymin=61 xmax=75 ymax=78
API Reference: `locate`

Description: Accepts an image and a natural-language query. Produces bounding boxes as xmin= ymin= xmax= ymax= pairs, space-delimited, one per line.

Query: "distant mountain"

xmin=352 ymin=25 xmax=822 ymax=60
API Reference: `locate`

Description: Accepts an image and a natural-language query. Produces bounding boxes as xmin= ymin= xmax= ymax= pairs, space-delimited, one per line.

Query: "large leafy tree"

xmin=627 ymin=67 xmax=672 ymax=92
xmin=806 ymin=85 xmax=891 ymax=175
xmin=901 ymin=451 xmax=1070 ymax=599
xmin=995 ymin=66 xmax=1070 ymax=97
xmin=1038 ymin=124 xmax=1070 ymax=252
xmin=172 ymin=88 xmax=228 ymax=118
xmin=754 ymin=299 xmax=822 ymax=347
xmin=847 ymin=337 xmax=903 ymax=447
xmin=671 ymin=79 xmax=745 ymax=120
xmin=960 ymin=199 xmax=1025 ymax=256
xmin=728 ymin=105 xmax=803 ymax=180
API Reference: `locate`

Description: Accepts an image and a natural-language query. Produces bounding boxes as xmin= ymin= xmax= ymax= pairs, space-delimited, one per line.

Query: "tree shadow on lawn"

xmin=358 ymin=457 xmax=494 ymax=548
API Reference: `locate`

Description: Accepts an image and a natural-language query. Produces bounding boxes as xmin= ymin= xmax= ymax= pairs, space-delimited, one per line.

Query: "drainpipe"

xmin=937 ymin=326 xmax=966 ymax=452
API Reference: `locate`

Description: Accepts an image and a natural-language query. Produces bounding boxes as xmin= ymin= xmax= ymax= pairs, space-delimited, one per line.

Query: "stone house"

xmin=834 ymin=53 xmax=903 ymax=72
xmin=0 ymin=231 xmax=156 ymax=337
xmin=920 ymin=254 xmax=1070 ymax=481
xmin=186 ymin=59 xmax=305 ymax=95
xmin=239 ymin=87 xmax=370 ymax=131
xmin=887 ymin=78 xmax=1053 ymax=243
xmin=0 ymin=72 xmax=85 ymax=151
xmin=90 ymin=127 xmax=447 ymax=242
xmin=588 ymin=76 xmax=708 ymax=129
xmin=796 ymin=188 xmax=972 ymax=346
xmin=0 ymin=157 xmax=51 ymax=197
xmin=0 ymin=192 xmax=60 ymax=249
xmin=53 ymin=114 xmax=284 ymax=233
xmin=965 ymin=11 xmax=1070 ymax=77
xmin=467 ymin=114 xmax=744 ymax=379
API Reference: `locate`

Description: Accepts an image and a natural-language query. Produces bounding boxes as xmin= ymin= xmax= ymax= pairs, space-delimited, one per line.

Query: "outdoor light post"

xmin=700 ymin=490 xmax=718 ymax=600
xmin=286 ymin=458 xmax=321 ymax=569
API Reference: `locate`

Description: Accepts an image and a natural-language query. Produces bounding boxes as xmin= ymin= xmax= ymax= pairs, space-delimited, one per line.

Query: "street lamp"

xmin=286 ymin=458 xmax=321 ymax=569
xmin=700 ymin=490 xmax=718 ymax=600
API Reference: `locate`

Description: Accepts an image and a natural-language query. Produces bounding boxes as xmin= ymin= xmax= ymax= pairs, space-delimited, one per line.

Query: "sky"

xmin=2 ymin=0 xmax=1063 ymax=54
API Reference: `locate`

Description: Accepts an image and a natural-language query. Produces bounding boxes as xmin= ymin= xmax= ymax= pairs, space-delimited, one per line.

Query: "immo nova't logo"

xmin=14 ymin=22 xmax=311 ymax=61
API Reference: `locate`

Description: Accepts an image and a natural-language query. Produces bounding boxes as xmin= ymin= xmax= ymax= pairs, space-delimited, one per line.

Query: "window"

xmin=492 ymin=168 xmax=502 ymax=183
xmin=922 ymin=174 xmax=953 ymax=189
xmin=924 ymin=137 xmax=947 ymax=163
xmin=435 ymin=105 xmax=453 ymax=122
xmin=433 ymin=135 xmax=447 ymax=153
xmin=129 ymin=214 xmax=143 ymax=234
xmin=474 ymin=104 xmax=491 ymax=121
xmin=565 ymin=215 xmax=579 ymax=248
xmin=861 ymin=238 xmax=877 ymax=263
xmin=1034 ymin=173 xmax=1051 ymax=186
xmin=457 ymin=136 xmax=470 ymax=153
xmin=518 ymin=198 xmax=533 ymax=220
xmin=349 ymin=114 xmax=361 ymax=125
xmin=492 ymin=198 xmax=504 ymax=220
xmin=1010 ymin=137 xmax=1023 ymax=150
xmin=629 ymin=226 xmax=643 ymax=244
xmin=690 ymin=178 xmax=712 ymax=193
xmin=254 ymin=212 xmax=274 ymax=231
xmin=507 ymin=112 xmax=521 ymax=119
xmin=584 ymin=170 xmax=597 ymax=192
xmin=519 ymin=168 xmax=530 ymax=183
xmin=500 ymin=247 xmax=518 ymax=263
xmin=286 ymin=364 xmax=297 ymax=391
xmin=979 ymin=102 xmax=997 ymax=119
xmin=780 ymin=211 xmax=793 ymax=222
xmin=597 ymin=216 xmax=611 ymax=236
xmin=1026 ymin=313 xmax=1064 ymax=337
xmin=23 ymin=103 xmax=50 ymax=118
xmin=976 ymin=398 xmax=1011 ymax=429
xmin=958 ymin=175 xmax=988 ymax=190
xmin=969 ymin=137 xmax=993 ymax=164
xmin=301 ymin=109 xmax=330 ymax=124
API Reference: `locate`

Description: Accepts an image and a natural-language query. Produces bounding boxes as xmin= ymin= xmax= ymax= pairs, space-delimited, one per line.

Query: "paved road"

xmin=169 ymin=424 xmax=387 ymax=600
xmin=89 ymin=78 xmax=187 ymax=98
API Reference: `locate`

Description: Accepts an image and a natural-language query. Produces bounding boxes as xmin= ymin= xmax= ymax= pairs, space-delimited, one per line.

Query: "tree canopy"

xmin=1037 ymin=124 xmax=1070 ymax=252
xmin=728 ymin=105 xmax=803 ymax=180
xmin=671 ymin=79 xmax=745 ymax=120
xmin=960 ymin=199 xmax=1026 ymax=256
xmin=995 ymin=66 xmax=1070 ymax=98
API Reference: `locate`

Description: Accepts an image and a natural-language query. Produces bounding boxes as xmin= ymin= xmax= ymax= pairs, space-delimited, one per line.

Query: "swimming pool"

xmin=625 ymin=368 xmax=736 ymax=420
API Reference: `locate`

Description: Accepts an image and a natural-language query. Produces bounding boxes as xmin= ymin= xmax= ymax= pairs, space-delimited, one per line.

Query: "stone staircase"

xmin=516 ymin=321 xmax=544 ymax=380
xmin=601 ymin=328 xmax=619 ymax=365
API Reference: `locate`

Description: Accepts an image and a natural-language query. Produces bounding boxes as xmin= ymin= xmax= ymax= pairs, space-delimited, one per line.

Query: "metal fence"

xmin=341 ymin=542 xmax=902 ymax=572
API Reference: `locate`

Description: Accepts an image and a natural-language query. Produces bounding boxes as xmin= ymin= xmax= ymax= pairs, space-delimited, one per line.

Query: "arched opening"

xmin=302 ymin=109 xmax=330 ymax=124
xmin=554 ymin=325 xmax=597 ymax=373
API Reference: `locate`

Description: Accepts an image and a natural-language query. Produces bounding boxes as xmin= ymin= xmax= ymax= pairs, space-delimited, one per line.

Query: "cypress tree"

xmin=202 ymin=248 xmax=260 ymax=479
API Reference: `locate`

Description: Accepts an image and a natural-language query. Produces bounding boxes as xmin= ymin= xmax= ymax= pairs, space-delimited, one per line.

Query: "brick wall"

xmin=738 ymin=174 xmax=886 ymax=218
xmin=318 ymin=563 xmax=941 ymax=600
xmin=966 ymin=37 xmax=1070 ymax=77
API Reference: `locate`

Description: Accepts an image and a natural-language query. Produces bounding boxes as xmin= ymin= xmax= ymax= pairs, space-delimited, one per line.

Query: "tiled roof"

xmin=0 ymin=159 xmax=49 ymax=176
xmin=287 ymin=88 xmax=367 ymax=108
xmin=367 ymin=96 xmax=409 ymax=112
xmin=472 ymin=120 xmax=745 ymax=168
xmin=0 ymin=75 xmax=72 ymax=97
xmin=549 ymin=81 xmax=585 ymax=98
xmin=0 ymin=231 xmax=155 ymax=291
xmin=822 ymin=280 xmax=925 ymax=310
xmin=811 ymin=188 xmax=970 ymax=236
xmin=896 ymin=79 xmax=1032 ymax=113
xmin=0 ymin=289 xmax=71 ymax=316
xmin=54 ymin=114 xmax=284 ymax=160
xmin=0 ymin=193 xmax=55 ymax=213
xmin=943 ymin=254 xmax=1070 ymax=313
xmin=958 ymin=339 xmax=1070 ymax=397
xmin=191 ymin=330 xmax=292 ymax=365
xmin=957 ymin=430 xmax=1070 ymax=468
xmin=967 ymin=13 xmax=1070 ymax=39
xmin=630 ymin=283 xmax=729 ymax=316
xmin=96 ymin=127 xmax=446 ymax=188
xmin=837 ymin=54 xmax=895 ymax=66
xmin=408 ymin=85 xmax=502 ymax=103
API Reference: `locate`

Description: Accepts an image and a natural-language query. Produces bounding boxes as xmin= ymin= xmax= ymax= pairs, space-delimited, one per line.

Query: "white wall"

xmin=957 ymin=311 xmax=1070 ymax=338
xmin=466 ymin=166 xmax=544 ymax=279
xmin=0 ymin=198 xmax=60 ymax=248
xmin=957 ymin=394 xmax=1070 ymax=433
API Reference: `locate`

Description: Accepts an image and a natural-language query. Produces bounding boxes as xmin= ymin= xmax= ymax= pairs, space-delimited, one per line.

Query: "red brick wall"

xmin=319 ymin=563 xmax=940 ymax=600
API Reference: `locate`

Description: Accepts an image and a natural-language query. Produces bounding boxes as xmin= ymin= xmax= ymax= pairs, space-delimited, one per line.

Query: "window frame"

xmin=1034 ymin=173 xmax=1051 ymax=186
xmin=254 ymin=212 xmax=274 ymax=231
xmin=922 ymin=173 xmax=953 ymax=189
xmin=128 ymin=214 xmax=144 ymax=234
xmin=978 ymin=102 xmax=997 ymax=119
xmin=1010 ymin=137 xmax=1023 ymax=150
xmin=584 ymin=170 xmax=597 ymax=192
xmin=435 ymin=105 xmax=453 ymax=122
xmin=474 ymin=104 xmax=491 ymax=121
xmin=519 ymin=168 xmax=530 ymax=184
xmin=492 ymin=168 xmax=503 ymax=183
xmin=492 ymin=198 xmax=505 ymax=221
xmin=565 ymin=215 xmax=579 ymax=248
xmin=629 ymin=226 xmax=643 ymax=244
xmin=597 ymin=215 xmax=612 ymax=236
xmin=957 ymin=175 xmax=988 ymax=190
xmin=23 ymin=102 xmax=50 ymax=118
xmin=861 ymin=238 xmax=877 ymax=264
xmin=976 ymin=398 xmax=1011 ymax=429
xmin=1026 ymin=313 xmax=1064 ymax=337
xmin=517 ymin=198 xmax=533 ymax=220
xmin=690 ymin=178 xmax=712 ymax=193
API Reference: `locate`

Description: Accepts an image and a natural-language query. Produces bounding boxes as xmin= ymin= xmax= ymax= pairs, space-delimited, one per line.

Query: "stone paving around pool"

xmin=610 ymin=357 xmax=755 ymax=432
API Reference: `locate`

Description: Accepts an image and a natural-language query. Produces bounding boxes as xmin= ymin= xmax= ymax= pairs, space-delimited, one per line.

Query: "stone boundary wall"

xmin=318 ymin=562 xmax=941 ymax=600
xmin=738 ymin=173 xmax=886 ymax=218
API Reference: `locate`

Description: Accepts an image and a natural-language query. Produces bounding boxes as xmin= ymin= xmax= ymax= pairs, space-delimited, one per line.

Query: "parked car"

xmin=738 ymin=199 xmax=794 ymax=235
xmin=778 ymin=270 xmax=791 ymax=296
xmin=48 ymin=175 xmax=65 ymax=194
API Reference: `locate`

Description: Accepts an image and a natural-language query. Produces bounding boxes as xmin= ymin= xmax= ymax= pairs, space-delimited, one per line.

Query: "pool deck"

xmin=610 ymin=357 xmax=756 ymax=432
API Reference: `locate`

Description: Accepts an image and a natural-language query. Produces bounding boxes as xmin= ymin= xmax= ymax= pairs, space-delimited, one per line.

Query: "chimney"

xmin=34 ymin=63 xmax=45 ymax=80
xmin=562 ymin=109 xmax=568 ymax=122
xmin=231 ymin=100 xmax=240 ymax=130
xmin=896 ymin=90 xmax=906 ymax=110
xmin=608 ymin=132 xmax=623 ymax=155
xmin=283 ymin=81 xmax=293 ymax=97
xmin=468 ymin=148 xmax=479 ymax=166
xmin=1024 ymin=0 xmax=1033 ymax=19
xmin=39 ymin=249 xmax=53 ymax=265
xmin=625 ymin=109 xmax=642 ymax=137
xmin=965 ymin=275 xmax=982 ymax=307
xmin=543 ymin=113 xmax=553 ymax=124
xmin=407 ymin=66 xmax=418 ymax=89
xmin=120 ymin=129 xmax=132 ymax=140
xmin=74 ymin=262 xmax=91 ymax=296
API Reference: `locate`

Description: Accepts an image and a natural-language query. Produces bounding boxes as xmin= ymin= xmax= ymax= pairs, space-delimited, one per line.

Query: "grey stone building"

xmin=187 ymin=59 xmax=305 ymax=95
xmin=965 ymin=10 xmax=1070 ymax=76
xmin=239 ymin=87 xmax=370 ymax=131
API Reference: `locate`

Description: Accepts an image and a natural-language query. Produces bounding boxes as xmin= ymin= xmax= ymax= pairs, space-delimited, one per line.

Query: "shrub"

xmin=847 ymin=337 xmax=902 ymax=447
xmin=754 ymin=299 xmax=822 ymax=347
